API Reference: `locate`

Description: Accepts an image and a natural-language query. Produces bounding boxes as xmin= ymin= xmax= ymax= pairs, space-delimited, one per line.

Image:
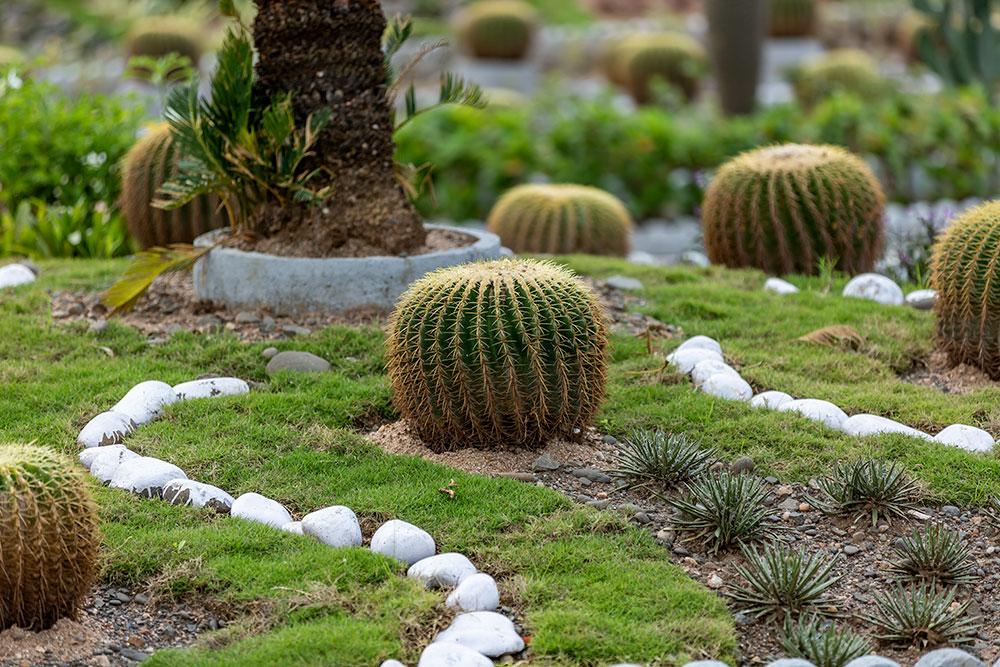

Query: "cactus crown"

xmin=611 ymin=32 xmax=707 ymax=104
xmin=456 ymin=0 xmax=540 ymax=60
xmin=486 ymin=183 xmax=633 ymax=257
xmin=125 ymin=15 xmax=203 ymax=62
xmin=121 ymin=123 xmax=221 ymax=248
xmin=930 ymin=201 xmax=1000 ymax=378
xmin=386 ymin=258 xmax=609 ymax=448
xmin=0 ymin=443 xmax=99 ymax=631
xmin=701 ymin=143 xmax=886 ymax=276
xmin=770 ymin=0 xmax=816 ymax=37
xmin=789 ymin=49 xmax=884 ymax=108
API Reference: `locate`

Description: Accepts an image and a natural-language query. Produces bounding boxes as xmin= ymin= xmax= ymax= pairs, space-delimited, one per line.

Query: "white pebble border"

xmin=762 ymin=271 xmax=936 ymax=311
xmin=670 ymin=336 xmax=995 ymax=454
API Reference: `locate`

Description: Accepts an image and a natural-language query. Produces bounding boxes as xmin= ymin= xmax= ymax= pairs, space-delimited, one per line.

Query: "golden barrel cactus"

xmin=701 ymin=143 xmax=886 ymax=276
xmin=125 ymin=15 xmax=203 ymax=65
xmin=121 ymin=123 xmax=222 ymax=248
xmin=608 ymin=32 xmax=708 ymax=104
xmin=386 ymin=258 xmax=609 ymax=448
xmin=486 ymin=184 xmax=633 ymax=256
xmin=455 ymin=0 xmax=540 ymax=60
xmin=789 ymin=49 xmax=885 ymax=108
xmin=930 ymin=201 xmax=1000 ymax=378
xmin=0 ymin=444 xmax=99 ymax=630
xmin=770 ymin=0 xmax=816 ymax=37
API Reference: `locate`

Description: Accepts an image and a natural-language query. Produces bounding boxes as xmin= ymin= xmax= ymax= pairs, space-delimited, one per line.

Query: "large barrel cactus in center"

xmin=930 ymin=201 xmax=1000 ymax=378
xmin=0 ymin=444 xmax=99 ymax=630
xmin=386 ymin=258 xmax=609 ymax=448
xmin=701 ymin=143 xmax=886 ymax=276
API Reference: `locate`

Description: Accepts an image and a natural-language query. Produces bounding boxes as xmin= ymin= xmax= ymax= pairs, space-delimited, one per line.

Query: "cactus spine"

xmin=701 ymin=143 xmax=886 ymax=276
xmin=486 ymin=184 xmax=633 ymax=256
xmin=930 ymin=201 xmax=1000 ymax=378
xmin=121 ymin=123 xmax=221 ymax=248
xmin=455 ymin=0 xmax=540 ymax=61
xmin=386 ymin=258 xmax=609 ymax=448
xmin=769 ymin=0 xmax=816 ymax=38
xmin=0 ymin=444 xmax=99 ymax=631
xmin=610 ymin=32 xmax=707 ymax=104
xmin=789 ymin=49 xmax=884 ymax=108
xmin=125 ymin=15 xmax=203 ymax=65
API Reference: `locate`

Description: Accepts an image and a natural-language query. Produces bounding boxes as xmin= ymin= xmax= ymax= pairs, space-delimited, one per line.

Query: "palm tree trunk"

xmin=253 ymin=0 xmax=426 ymax=256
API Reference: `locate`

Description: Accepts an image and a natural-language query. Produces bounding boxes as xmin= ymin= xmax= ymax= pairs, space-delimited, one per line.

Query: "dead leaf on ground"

xmin=797 ymin=324 xmax=863 ymax=349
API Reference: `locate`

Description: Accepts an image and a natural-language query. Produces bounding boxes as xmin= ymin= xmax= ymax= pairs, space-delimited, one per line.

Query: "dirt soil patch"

xmin=901 ymin=349 xmax=996 ymax=395
xmin=223 ymin=227 xmax=476 ymax=259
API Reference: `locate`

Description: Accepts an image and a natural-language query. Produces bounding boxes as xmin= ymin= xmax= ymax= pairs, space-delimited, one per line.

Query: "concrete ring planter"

xmin=192 ymin=224 xmax=505 ymax=315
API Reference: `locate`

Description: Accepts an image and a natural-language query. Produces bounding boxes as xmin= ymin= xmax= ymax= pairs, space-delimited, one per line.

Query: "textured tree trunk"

xmin=252 ymin=0 xmax=426 ymax=256
xmin=705 ymin=0 xmax=767 ymax=116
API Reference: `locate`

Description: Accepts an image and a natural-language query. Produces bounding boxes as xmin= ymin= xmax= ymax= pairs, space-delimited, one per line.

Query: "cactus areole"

xmin=252 ymin=0 xmax=426 ymax=256
xmin=386 ymin=258 xmax=609 ymax=449
xmin=701 ymin=143 xmax=886 ymax=276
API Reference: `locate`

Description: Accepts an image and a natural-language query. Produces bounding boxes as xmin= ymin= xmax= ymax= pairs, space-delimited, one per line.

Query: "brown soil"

xmin=901 ymin=349 xmax=995 ymax=395
xmin=222 ymin=227 xmax=475 ymax=259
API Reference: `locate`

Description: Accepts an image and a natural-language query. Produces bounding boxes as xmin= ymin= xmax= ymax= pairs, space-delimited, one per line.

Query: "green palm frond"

xmin=383 ymin=14 xmax=414 ymax=86
xmin=394 ymin=73 xmax=486 ymax=133
xmin=102 ymin=244 xmax=213 ymax=316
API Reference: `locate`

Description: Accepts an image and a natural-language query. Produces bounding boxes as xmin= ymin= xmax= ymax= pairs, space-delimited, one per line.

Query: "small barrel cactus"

xmin=701 ymin=143 xmax=886 ymax=276
xmin=121 ymin=123 xmax=222 ymax=249
xmin=125 ymin=15 xmax=203 ymax=65
xmin=769 ymin=0 xmax=816 ymax=38
xmin=788 ymin=49 xmax=885 ymax=108
xmin=486 ymin=184 xmax=633 ymax=256
xmin=930 ymin=201 xmax=1000 ymax=378
xmin=455 ymin=0 xmax=540 ymax=61
xmin=609 ymin=32 xmax=708 ymax=105
xmin=0 ymin=444 xmax=99 ymax=630
xmin=386 ymin=258 xmax=609 ymax=448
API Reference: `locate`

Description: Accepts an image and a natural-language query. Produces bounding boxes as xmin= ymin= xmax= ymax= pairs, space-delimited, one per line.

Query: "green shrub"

xmin=701 ymin=143 xmax=886 ymax=276
xmin=486 ymin=183 xmax=632 ymax=256
xmin=930 ymin=201 xmax=1000 ymax=378
xmin=789 ymin=49 xmax=886 ymax=108
xmin=770 ymin=0 xmax=816 ymax=37
xmin=0 ymin=443 xmax=99 ymax=631
xmin=120 ymin=123 xmax=222 ymax=248
xmin=0 ymin=199 xmax=134 ymax=259
xmin=385 ymin=258 xmax=608 ymax=448
xmin=0 ymin=68 xmax=145 ymax=212
xmin=455 ymin=0 xmax=539 ymax=60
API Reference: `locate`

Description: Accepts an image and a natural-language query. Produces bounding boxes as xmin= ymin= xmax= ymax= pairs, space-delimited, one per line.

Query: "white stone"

xmin=89 ymin=446 xmax=140 ymax=483
xmin=676 ymin=335 xmax=723 ymax=356
xmin=173 ymin=377 xmax=250 ymax=400
xmin=380 ymin=661 xmax=408 ymax=667
xmin=109 ymin=456 xmax=187 ymax=498
xmin=434 ymin=611 xmax=525 ymax=657
xmin=842 ymin=273 xmax=904 ymax=306
xmin=446 ymin=573 xmax=500 ymax=612
xmin=370 ymin=519 xmax=436 ymax=565
xmin=111 ymin=381 xmax=178 ymax=425
xmin=605 ymin=275 xmax=643 ymax=290
xmin=77 ymin=411 xmax=136 ymax=448
xmin=915 ymin=648 xmax=985 ymax=667
xmin=301 ymin=505 xmax=363 ymax=548
xmin=842 ymin=414 xmax=932 ymax=441
xmin=162 ymin=479 xmax=235 ymax=513
xmin=231 ymin=492 xmax=293 ymax=528
xmin=668 ymin=347 xmax=724 ymax=374
xmin=844 ymin=657 xmax=901 ymax=667
xmin=905 ymin=289 xmax=937 ymax=310
xmin=417 ymin=643 xmax=492 ymax=667
xmin=407 ymin=553 xmax=477 ymax=588
xmin=79 ymin=444 xmax=131 ymax=470
xmin=764 ymin=277 xmax=799 ymax=294
xmin=280 ymin=521 xmax=304 ymax=535
xmin=750 ymin=391 xmax=793 ymax=410
xmin=778 ymin=399 xmax=849 ymax=430
xmin=0 ymin=264 xmax=35 ymax=289
xmin=700 ymin=373 xmax=753 ymax=401
xmin=934 ymin=424 xmax=995 ymax=453
xmin=690 ymin=359 xmax=740 ymax=387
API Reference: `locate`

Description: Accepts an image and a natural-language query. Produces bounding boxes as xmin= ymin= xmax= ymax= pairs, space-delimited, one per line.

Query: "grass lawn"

xmin=2 ymin=255 xmax=998 ymax=665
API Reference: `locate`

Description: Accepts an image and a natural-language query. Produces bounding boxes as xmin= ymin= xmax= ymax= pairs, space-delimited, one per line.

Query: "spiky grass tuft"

xmin=0 ymin=443 xmax=99 ymax=631
xmin=609 ymin=430 xmax=715 ymax=488
xmin=486 ymin=183 xmax=633 ymax=257
xmin=728 ymin=543 xmax=841 ymax=620
xmin=778 ymin=615 xmax=872 ymax=667
xmin=385 ymin=258 xmax=609 ymax=449
xmin=701 ymin=143 xmax=886 ymax=276
xmin=808 ymin=459 xmax=918 ymax=527
xmin=866 ymin=583 xmax=980 ymax=648
xmin=887 ymin=524 xmax=976 ymax=586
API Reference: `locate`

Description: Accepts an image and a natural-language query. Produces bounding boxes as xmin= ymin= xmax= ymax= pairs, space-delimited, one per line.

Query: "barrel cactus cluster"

xmin=455 ymin=0 xmax=540 ymax=61
xmin=121 ymin=123 xmax=222 ymax=249
xmin=930 ymin=201 xmax=1000 ymax=378
xmin=701 ymin=143 xmax=886 ymax=276
xmin=604 ymin=32 xmax=708 ymax=104
xmin=769 ymin=0 xmax=816 ymax=37
xmin=486 ymin=184 xmax=633 ymax=256
xmin=125 ymin=15 xmax=203 ymax=65
xmin=789 ymin=49 xmax=885 ymax=108
xmin=385 ymin=258 xmax=609 ymax=448
xmin=0 ymin=444 xmax=99 ymax=630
